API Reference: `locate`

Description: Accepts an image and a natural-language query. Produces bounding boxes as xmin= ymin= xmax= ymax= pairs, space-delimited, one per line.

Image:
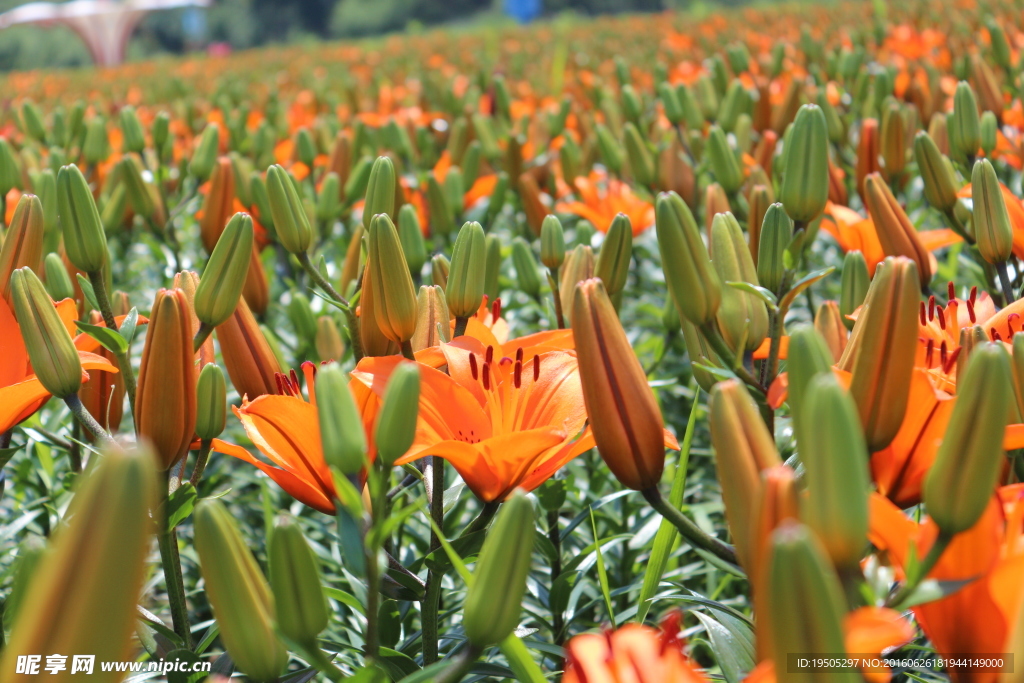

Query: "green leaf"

xmin=376 ymin=648 xmax=419 ymax=680
xmin=75 ymin=273 xmax=101 ymax=313
xmin=590 ymin=507 xmax=616 ymax=628
xmin=637 ymin=388 xmax=700 ymax=623
xmin=0 ymin=446 xmax=22 ymax=469
xmin=118 ymin=306 xmax=139 ymax=344
xmin=778 ymin=266 xmax=835 ymax=317
xmin=727 ymin=281 xmax=778 ymax=309
xmin=423 ymin=529 xmax=486 ymax=573
xmin=165 ymin=648 xmax=208 ymax=683
xmin=165 ymin=483 xmax=197 ymax=531
xmin=280 ymin=665 xmax=335 ymax=683
xmin=692 ymin=611 xmax=755 ymax=683
xmin=75 ymin=319 xmax=128 ymax=355
xmin=892 ymin=577 xmax=976 ymax=610
xmin=498 ymin=634 xmax=547 ymax=683
xmin=398 ymin=661 xmax=449 ymax=683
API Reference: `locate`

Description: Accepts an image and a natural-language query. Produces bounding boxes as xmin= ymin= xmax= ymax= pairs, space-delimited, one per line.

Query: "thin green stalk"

xmin=64 ymin=393 xmax=117 ymax=448
xmin=886 ymin=531 xmax=954 ymax=609
xmin=547 ymin=508 xmax=565 ymax=652
xmin=453 ymin=316 xmax=469 ymax=338
xmin=88 ymin=271 xmax=137 ymax=421
xmin=298 ymin=642 xmax=346 ymax=682
xmin=158 ymin=470 xmax=193 ymax=650
xmin=547 ymin=267 xmax=565 ymax=329
xmin=189 ymin=438 xmax=213 ymax=487
xmin=401 ymin=340 xmax=417 ymax=361
xmin=192 ymin=322 xmax=214 ymax=354
xmin=421 ymin=455 xmax=446 ymax=664
xmin=297 ymin=251 xmax=364 ymax=361
xmin=698 ymin=323 xmax=766 ymax=397
xmin=434 ymin=646 xmax=484 ymax=683
xmin=641 ymin=487 xmax=738 ymax=566
xmin=997 ymin=261 xmax=1016 ymax=303
xmin=459 ymin=500 xmax=500 ymax=538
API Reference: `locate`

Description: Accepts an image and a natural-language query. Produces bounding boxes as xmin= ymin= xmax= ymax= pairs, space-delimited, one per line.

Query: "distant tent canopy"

xmin=0 ymin=0 xmax=211 ymax=66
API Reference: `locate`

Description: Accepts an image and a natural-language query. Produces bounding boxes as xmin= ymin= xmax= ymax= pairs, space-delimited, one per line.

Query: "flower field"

xmin=1 ymin=0 xmax=1024 ymax=681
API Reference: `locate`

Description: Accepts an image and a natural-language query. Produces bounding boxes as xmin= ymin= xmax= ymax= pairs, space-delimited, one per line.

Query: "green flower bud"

xmin=57 ymin=164 xmax=107 ymax=273
xmin=541 ymin=214 xmax=566 ymax=270
xmin=913 ymin=132 xmax=959 ymax=214
xmin=559 ymin=137 xmax=582 ymax=184
xmin=462 ymin=140 xmax=482 ymax=188
xmin=839 ymin=250 xmax=869 ymax=330
xmin=367 ymin=213 xmax=418 ymax=344
xmin=512 ymin=237 xmax=542 ymax=300
xmin=676 ymin=83 xmax=705 ymax=130
xmin=767 ymin=522 xmax=859 ymax=683
xmin=101 ymin=183 xmax=128 ymax=234
xmin=707 ymin=125 xmax=744 ymax=194
xmin=431 ymin=254 xmax=450 ymax=289
xmin=344 ymin=155 xmax=373 ymax=204
xmin=316 ymin=171 xmax=342 ymax=224
xmin=269 ymin=515 xmax=329 ymax=647
xmin=194 ymin=500 xmax=287 ymax=683
xmin=953 ymin=81 xmax=981 ymax=159
xmin=288 ymin=292 xmax=318 ymax=343
xmin=375 ymin=362 xmax=421 ymax=466
xmin=924 ymin=343 xmax=1013 ymax=535
xmin=363 ymin=156 xmax=397 ymax=229
xmin=190 ymin=123 xmax=220 ymax=181
xmin=398 ymin=204 xmax=427 ymax=278
xmin=656 ymin=191 xmax=721 ymax=326
xmin=10 ymin=267 xmax=82 ymax=398
xmin=463 ymin=489 xmax=535 ymax=649
xmin=980 ymin=110 xmax=998 ymax=157
xmin=800 ymin=373 xmax=871 ymax=571
xmin=119 ymin=105 xmax=145 ymax=154
xmin=43 ymin=252 xmax=74 ymax=302
xmin=426 ymin=175 xmax=454 ymax=239
xmin=82 ymin=117 xmax=110 ymax=165
xmin=249 ymin=171 xmax=275 ymax=234
xmin=152 ymin=111 xmax=170 ymax=156
xmin=971 ymin=158 xmax=1014 ymax=264
xmin=65 ymin=100 xmax=85 ymax=148
xmin=446 ymin=221 xmax=487 ymax=319
xmin=484 ymin=234 xmax=502 ymax=302
xmin=34 ymin=168 xmax=58 ymax=250
xmin=20 ymin=100 xmax=46 ymax=144
xmin=0 ymin=193 xmax=44 ymax=304
xmin=717 ymin=81 xmax=750 ymax=133
xmin=117 ymin=154 xmax=156 ymax=223
xmin=1012 ymin=333 xmax=1024 ymax=422
xmin=880 ymin=101 xmax=906 ymax=179
xmin=596 ymin=124 xmax=623 ymax=174
xmin=987 ymin=18 xmax=1012 ymax=70
xmin=196 ymin=363 xmax=227 ymax=440
xmin=623 ymin=122 xmax=655 ymax=188
xmin=817 ymin=91 xmax=845 ymax=145
xmin=315 ymin=363 xmax=367 ymax=476
xmin=786 ymin=324 xmax=836 ymax=446
xmin=780 ymin=104 xmax=829 ymax=224
xmin=448 ymin=117 xmax=470 ymax=163
xmin=658 ymin=82 xmax=683 ymax=125
xmin=756 ymin=203 xmax=792 ymax=294
xmin=315 ymin=316 xmax=344 ymax=362
xmin=445 ymin=167 xmax=465 ymax=220
xmin=712 ymin=212 xmax=769 ymax=352
xmin=595 ymin=213 xmax=633 ymax=298
xmin=295 ymin=128 xmax=317 ymax=167
xmin=483 ymin=171 xmax=508 ymax=225
xmin=195 ymin=213 xmax=254 ymax=328
xmin=266 ymin=164 xmax=313 ymax=255
xmin=622 ymin=84 xmax=642 ymax=125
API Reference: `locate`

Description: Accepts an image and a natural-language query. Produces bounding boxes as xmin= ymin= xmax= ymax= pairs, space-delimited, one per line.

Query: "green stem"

xmin=158 ymin=470 xmax=193 ymax=650
xmin=189 ymin=439 xmax=213 ymax=487
xmin=641 ymin=487 xmax=738 ymax=565
xmin=548 ymin=508 xmax=565 ymax=652
xmin=997 ymin=261 xmax=1017 ymax=303
xmin=459 ymin=500 xmax=500 ymax=538
xmin=434 ymin=646 xmax=483 ymax=683
xmin=64 ymin=393 xmax=116 ymax=448
xmin=886 ymin=531 xmax=954 ymax=609
xmin=698 ymin=323 xmax=766 ymax=397
xmin=192 ymin=322 xmax=214 ymax=354
xmin=453 ymin=316 xmax=469 ymax=338
xmin=299 ymin=643 xmax=346 ymax=683
xmin=88 ymin=271 xmax=137 ymax=422
xmin=297 ymin=251 xmax=363 ymax=361
xmin=547 ymin=267 xmax=565 ymax=329
xmin=422 ymin=455 xmax=446 ymax=664
xmin=401 ymin=339 xmax=416 ymax=361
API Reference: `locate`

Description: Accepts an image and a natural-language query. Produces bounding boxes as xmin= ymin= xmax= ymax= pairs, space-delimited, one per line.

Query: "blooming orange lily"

xmin=556 ymin=172 xmax=655 ymax=235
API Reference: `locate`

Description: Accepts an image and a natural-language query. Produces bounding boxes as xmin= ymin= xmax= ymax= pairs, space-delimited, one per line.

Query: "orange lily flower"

xmin=213 ymin=363 xmax=361 ymax=514
xmin=0 ymin=296 xmax=123 ymax=434
xmin=431 ymin=151 xmax=500 ymax=211
xmin=870 ymin=486 xmax=1024 ymax=683
xmin=351 ymin=340 xmax=597 ymax=503
xmin=556 ymin=172 xmax=655 ymax=235
xmin=820 ymin=201 xmax=961 ymax=275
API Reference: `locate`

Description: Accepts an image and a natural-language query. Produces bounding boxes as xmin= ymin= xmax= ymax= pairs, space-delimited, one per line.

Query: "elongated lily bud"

xmin=367 ymin=213 xmax=418 ymax=344
xmin=340 ymin=224 xmax=364 ymax=297
xmin=855 ymin=118 xmax=881 ymax=201
xmin=266 ymin=164 xmax=312 ymax=255
xmin=680 ymin=318 xmax=719 ymax=392
xmin=980 ymin=111 xmax=998 ymax=157
xmin=541 ymin=214 xmax=566 ymax=270
xmin=800 ymin=374 xmax=870 ymax=571
xmin=814 ymin=301 xmax=848 ymax=362
xmin=217 ymin=298 xmax=282 ymax=400
xmin=623 ymin=122 xmax=655 ymax=188
xmin=316 ymin=171 xmax=341 ymax=225
xmin=363 ymin=156 xmax=396 ymax=229
xmin=656 ymin=191 xmax=721 ymax=326
xmin=839 ymin=251 xmax=869 ymax=331
xmin=316 ymin=363 xmax=367 ymax=476
xmin=426 ymin=175 xmax=453 ymax=239
xmin=767 ymin=522 xmax=859 ymax=682
xmin=196 ymin=362 xmax=227 ymax=441
xmin=595 ymin=213 xmax=633 ymax=299
xmin=780 ymin=104 xmax=829 ymax=224
xmin=118 ymin=104 xmax=144 ymax=154
xmin=913 ymin=132 xmax=959 ymax=214
xmin=708 ymin=125 xmax=744 ymax=194
xmin=879 ymin=102 xmax=906 ymax=180
xmin=190 ymin=123 xmax=220 ymax=181
xmin=574 ymin=279 xmax=666 ymax=491
xmin=194 ymin=500 xmax=287 ymax=682
xmin=200 ymin=157 xmax=236 ymax=252
xmin=412 ymin=285 xmax=451 ymax=352
xmin=10 ymin=267 xmax=82 ymax=399
xmin=398 ymin=204 xmax=427 ymax=278
xmin=709 ymin=379 xmax=782 ymax=570
xmin=119 ymin=155 xmax=160 ymax=225
xmin=786 ymin=324 xmax=837 ymax=451
xmin=748 ymin=184 xmax=774 ymax=265
xmin=316 ymin=316 xmax=344 ymax=362
xmin=270 ymin=515 xmax=329 ymax=647
xmin=0 ymin=138 xmax=20 ymax=196
xmin=57 ymin=164 xmax=107 ymax=273
xmin=704 ymin=183 xmax=730 ymax=233
xmin=484 ymin=234 xmax=502 ymax=302
xmin=0 ymin=445 xmax=156 ymax=682
xmin=559 ymin=244 xmax=594 ymax=325
xmin=20 ymin=100 xmax=46 ymax=143
xmin=79 ymin=308 xmax=125 ymax=435
xmin=512 ymin=237 xmax=542 ymax=300
xmin=596 ymin=123 xmax=623 ymax=174
xmin=924 ymin=343 xmax=1012 ymax=535
xmin=953 ymin=82 xmax=981 ymax=159
xmin=446 ymin=221 xmax=487 ymax=319
xmin=375 ymin=362 xmax=420 ymax=466
xmin=137 ymin=289 xmax=197 ymax=470
xmin=972 ymin=159 xmax=1014 ymax=265
xmin=360 ymin=261 xmax=397 ymax=357
xmin=712 ymin=212 xmax=769 ymax=352
xmin=82 ymin=117 xmax=109 ymax=165
xmin=288 ymin=292 xmax=317 ymax=344
xmin=431 ymin=253 xmax=450 ymax=289
xmin=463 ymin=489 xmax=535 ymax=648
xmin=43 ymin=253 xmax=74 ymax=302
xmin=863 ymin=173 xmax=932 ymax=287
xmin=0 ymin=194 xmax=44 ymax=304
xmin=1012 ymin=333 xmax=1024 ymax=422
xmin=843 ymin=257 xmax=920 ymax=452
xmin=195 ymin=213 xmax=253 ymax=329
xmin=955 ymin=325 xmax=989 ymax=386
xmin=756 ymin=203 xmax=792 ymax=294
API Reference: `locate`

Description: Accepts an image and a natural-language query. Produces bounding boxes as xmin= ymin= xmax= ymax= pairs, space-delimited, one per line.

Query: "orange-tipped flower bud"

xmin=412 ymin=285 xmax=451 ymax=352
xmin=136 ymin=288 xmax=197 ymax=470
xmin=0 ymin=193 xmax=44 ymax=304
xmin=573 ymin=278 xmax=666 ymax=491
xmin=216 ymin=297 xmax=283 ymax=400
xmin=814 ymin=300 xmax=848 ymax=363
xmin=711 ymin=212 xmax=769 ymax=352
xmin=863 ymin=173 xmax=932 ymax=287
xmin=855 ymin=118 xmax=881 ymax=201
xmin=559 ymin=244 xmax=594 ymax=326
xmin=841 ymin=256 xmax=920 ymax=452
xmin=366 ymin=213 xmax=418 ymax=344
xmin=200 ymin=157 xmax=236 ymax=253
